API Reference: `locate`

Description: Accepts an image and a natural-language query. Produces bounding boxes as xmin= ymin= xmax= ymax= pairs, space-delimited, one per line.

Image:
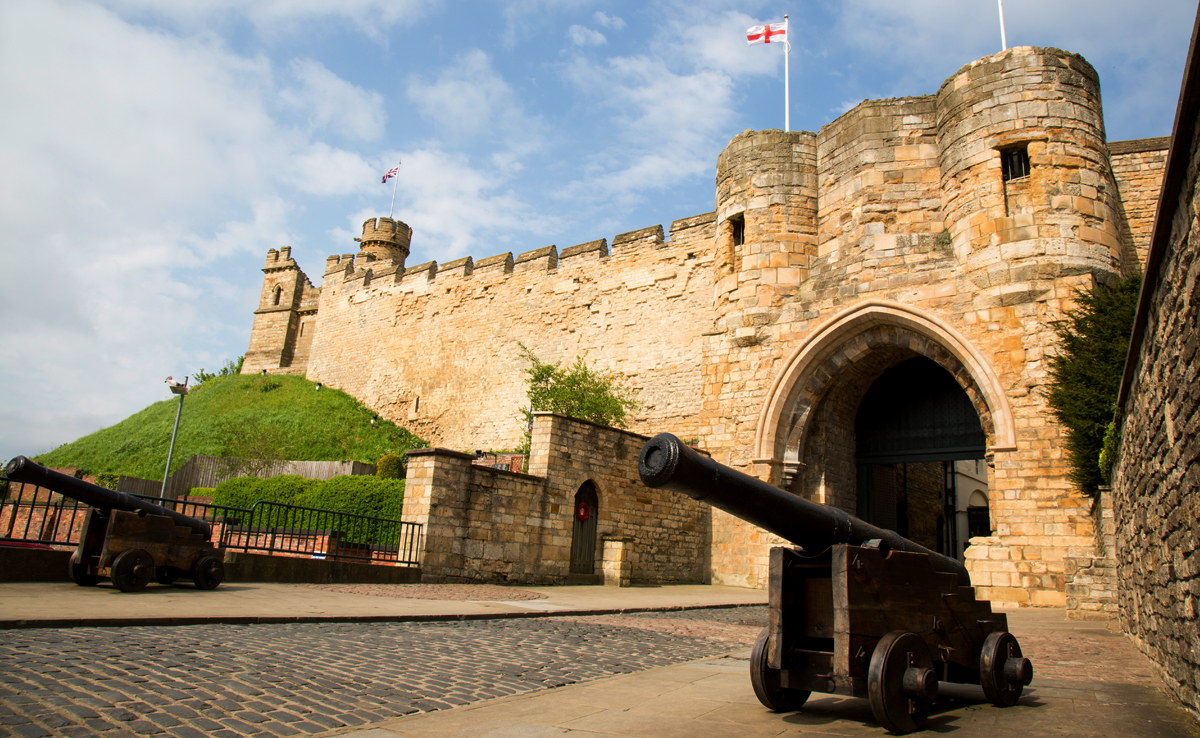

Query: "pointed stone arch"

xmin=753 ymin=300 xmax=1017 ymax=479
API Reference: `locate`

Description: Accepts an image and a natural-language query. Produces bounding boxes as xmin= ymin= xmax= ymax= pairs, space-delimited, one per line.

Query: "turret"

xmin=356 ymin=216 xmax=412 ymax=266
xmin=936 ymin=46 xmax=1129 ymax=284
xmin=713 ymin=130 xmax=818 ymax=340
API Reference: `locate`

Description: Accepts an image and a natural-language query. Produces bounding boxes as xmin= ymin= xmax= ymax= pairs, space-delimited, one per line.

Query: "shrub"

xmin=516 ymin=342 xmax=640 ymax=470
xmin=94 ymin=473 xmax=119 ymax=490
xmin=376 ymin=453 xmax=405 ymax=479
xmin=295 ymin=476 xmax=405 ymax=521
xmin=1045 ymin=275 xmax=1141 ymax=496
xmin=188 ymin=487 xmax=216 ymax=499
xmin=211 ymin=475 xmax=319 ymax=510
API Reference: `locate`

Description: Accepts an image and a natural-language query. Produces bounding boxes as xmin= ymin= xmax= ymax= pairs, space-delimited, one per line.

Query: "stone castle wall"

xmin=1111 ymin=98 xmax=1200 ymax=715
xmin=1109 ymin=137 xmax=1171 ymax=269
xmin=244 ymin=46 xmax=1169 ymax=605
xmin=302 ymin=216 xmax=716 ymax=452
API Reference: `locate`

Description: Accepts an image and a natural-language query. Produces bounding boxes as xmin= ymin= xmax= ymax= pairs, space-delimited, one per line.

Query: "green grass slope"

xmin=31 ymin=375 xmax=427 ymax=479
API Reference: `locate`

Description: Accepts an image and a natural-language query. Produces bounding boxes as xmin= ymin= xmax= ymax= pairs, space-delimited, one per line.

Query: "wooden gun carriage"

xmin=4 ymin=456 xmax=225 ymax=592
xmin=638 ymin=434 xmax=1032 ymax=734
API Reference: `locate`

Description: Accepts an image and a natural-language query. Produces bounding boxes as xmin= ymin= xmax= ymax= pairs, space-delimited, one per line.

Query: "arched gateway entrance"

xmin=855 ymin=357 xmax=986 ymax=557
xmin=753 ymin=301 xmax=1017 ymax=561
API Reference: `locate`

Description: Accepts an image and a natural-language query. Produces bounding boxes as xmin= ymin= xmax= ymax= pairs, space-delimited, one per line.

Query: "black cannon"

xmin=4 ymin=456 xmax=225 ymax=592
xmin=638 ymin=434 xmax=1032 ymax=734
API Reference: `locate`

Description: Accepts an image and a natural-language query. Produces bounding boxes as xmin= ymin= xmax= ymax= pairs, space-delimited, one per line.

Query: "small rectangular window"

xmin=731 ymin=214 xmax=745 ymax=246
xmin=967 ymin=506 xmax=991 ymax=539
xmin=1001 ymin=146 xmax=1031 ymax=181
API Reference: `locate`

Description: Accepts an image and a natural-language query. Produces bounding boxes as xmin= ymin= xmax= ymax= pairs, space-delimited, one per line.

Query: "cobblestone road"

xmin=0 ymin=607 xmax=766 ymax=738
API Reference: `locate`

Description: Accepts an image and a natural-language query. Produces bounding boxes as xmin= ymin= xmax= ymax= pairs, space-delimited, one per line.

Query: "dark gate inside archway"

xmin=570 ymin=481 xmax=599 ymax=575
xmin=855 ymin=357 xmax=986 ymax=559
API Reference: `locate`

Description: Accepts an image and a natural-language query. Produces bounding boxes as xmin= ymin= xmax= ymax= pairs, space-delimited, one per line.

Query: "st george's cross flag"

xmin=747 ymin=20 xmax=786 ymax=45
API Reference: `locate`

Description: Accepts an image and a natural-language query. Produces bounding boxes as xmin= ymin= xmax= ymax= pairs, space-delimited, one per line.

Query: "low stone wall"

xmin=0 ymin=547 xmax=419 ymax=585
xmin=402 ymin=413 xmax=710 ymax=585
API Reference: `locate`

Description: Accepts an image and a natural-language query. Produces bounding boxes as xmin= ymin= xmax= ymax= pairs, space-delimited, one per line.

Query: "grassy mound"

xmin=32 ymin=374 xmax=427 ymax=479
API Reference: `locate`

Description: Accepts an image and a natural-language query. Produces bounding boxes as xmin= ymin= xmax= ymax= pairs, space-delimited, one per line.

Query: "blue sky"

xmin=1 ymin=0 xmax=1195 ymax=463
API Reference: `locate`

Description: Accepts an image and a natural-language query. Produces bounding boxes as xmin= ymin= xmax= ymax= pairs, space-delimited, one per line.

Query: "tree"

xmin=193 ymin=355 xmax=245 ymax=387
xmin=1045 ymin=275 xmax=1141 ymax=496
xmin=213 ymin=415 xmax=290 ymax=478
xmin=517 ymin=343 xmax=640 ymax=463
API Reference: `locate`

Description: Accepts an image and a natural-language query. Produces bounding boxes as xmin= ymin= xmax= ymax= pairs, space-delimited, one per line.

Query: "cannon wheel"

xmin=980 ymin=632 xmax=1033 ymax=707
xmin=868 ymin=631 xmax=938 ymax=734
xmin=68 ymin=559 xmax=102 ymax=587
xmin=750 ymin=627 xmax=810 ymax=712
xmin=111 ymin=549 xmax=153 ymax=592
xmin=193 ymin=556 xmax=224 ymax=591
xmin=154 ymin=566 xmax=179 ymax=585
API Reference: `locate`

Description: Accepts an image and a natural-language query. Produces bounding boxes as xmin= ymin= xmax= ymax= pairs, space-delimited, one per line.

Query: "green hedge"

xmin=211 ymin=474 xmax=406 ymax=545
xmin=294 ymin=475 xmax=405 ymax=521
xmin=211 ymin=475 xmax=321 ymax=510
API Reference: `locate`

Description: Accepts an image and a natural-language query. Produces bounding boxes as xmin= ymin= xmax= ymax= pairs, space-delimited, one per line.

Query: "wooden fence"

xmin=117 ymin=455 xmax=377 ymax=499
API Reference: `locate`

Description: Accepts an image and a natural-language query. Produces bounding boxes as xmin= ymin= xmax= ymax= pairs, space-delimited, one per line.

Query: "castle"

xmin=243 ymin=46 xmax=1169 ymax=607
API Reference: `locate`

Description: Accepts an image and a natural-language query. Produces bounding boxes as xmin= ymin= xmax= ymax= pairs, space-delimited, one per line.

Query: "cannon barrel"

xmin=3 ymin=456 xmax=211 ymax=541
xmin=638 ymin=433 xmax=970 ymax=586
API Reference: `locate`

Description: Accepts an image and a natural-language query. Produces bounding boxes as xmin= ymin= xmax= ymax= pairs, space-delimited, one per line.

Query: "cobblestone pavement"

xmin=298 ymin=584 xmax=548 ymax=601
xmin=0 ymin=607 xmax=767 ymax=738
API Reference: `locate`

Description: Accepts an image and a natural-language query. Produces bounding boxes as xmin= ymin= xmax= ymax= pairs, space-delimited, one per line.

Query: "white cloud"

xmin=406 ymin=50 xmax=544 ymax=156
xmin=569 ymin=24 xmax=607 ymax=46
xmin=0 ymin=0 xmax=384 ymax=461
xmin=675 ymin=10 xmax=781 ymax=78
xmin=280 ymin=59 xmax=386 ymax=141
xmin=552 ymin=7 xmax=780 ymax=206
xmin=290 ymin=143 xmax=377 ymax=196
xmin=97 ymin=0 xmax=442 ymax=39
xmin=561 ymin=54 xmax=736 ymax=200
xmin=593 ymin=11 xmax=625 ymax=29
xmin=497 ymin=0 xmax=596 ymax=47
xmin=384 ymin=148 xmax=560 ymax=262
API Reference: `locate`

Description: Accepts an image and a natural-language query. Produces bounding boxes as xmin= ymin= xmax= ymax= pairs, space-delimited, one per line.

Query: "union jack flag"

xmin=382 ymin=166 xmax=400 ymax=183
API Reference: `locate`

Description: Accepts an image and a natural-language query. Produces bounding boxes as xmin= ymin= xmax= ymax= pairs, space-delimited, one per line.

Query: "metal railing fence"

xmin=0 ymin=475 xmax=421 ymax=565
xmin=225 ymin=500 xmax=422 ymax=564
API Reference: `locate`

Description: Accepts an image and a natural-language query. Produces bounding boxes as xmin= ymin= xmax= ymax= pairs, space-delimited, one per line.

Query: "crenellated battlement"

xmin=355 ymin=216 xmax=411 ymax=265
xmin=308 ymin=213 xmax=715 ymax=298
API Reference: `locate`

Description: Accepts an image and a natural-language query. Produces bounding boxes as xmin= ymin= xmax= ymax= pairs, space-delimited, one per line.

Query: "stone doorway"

xmin=854 ymin=357 xmax=987 ymax=560
xmin=569 ymin=481 xmax=599 ymax=576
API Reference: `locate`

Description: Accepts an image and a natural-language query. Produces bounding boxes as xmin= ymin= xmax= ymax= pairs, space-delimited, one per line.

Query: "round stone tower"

xmin=357 ymin=216 xmax=412 ymax=265
xmin=936 ymin=46 xmax=1127 ymax=284
xmin=713 ymin=129 xmax=818 ymax=340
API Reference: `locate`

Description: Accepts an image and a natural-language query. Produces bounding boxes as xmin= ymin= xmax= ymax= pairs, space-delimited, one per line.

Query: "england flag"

xmin=747 ymin=20 xmax=787 ymax=45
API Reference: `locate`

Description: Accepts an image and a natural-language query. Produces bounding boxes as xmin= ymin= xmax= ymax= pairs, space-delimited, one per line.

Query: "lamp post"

xmin=161 ymin=376 xmax=189 ymax=498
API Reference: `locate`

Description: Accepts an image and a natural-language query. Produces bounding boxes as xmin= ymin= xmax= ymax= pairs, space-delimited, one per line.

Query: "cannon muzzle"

xmin=638 ymin=433 xmax=969 ymax=585
xmin=4 ymin=456 xmax=211 ymax=540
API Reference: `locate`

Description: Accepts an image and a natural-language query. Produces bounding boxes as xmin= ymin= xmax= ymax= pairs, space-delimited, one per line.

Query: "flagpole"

xmin=388 ymin=159 xmax=401 ymax=218
xmin=784 ymin=14 xmax=790 ymax=133
xmin=998 ymin=0 xmax=1007 ymax=50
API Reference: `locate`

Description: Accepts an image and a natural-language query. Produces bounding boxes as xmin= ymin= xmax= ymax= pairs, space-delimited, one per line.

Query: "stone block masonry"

xmin=243 ymin=46 xmax=1169 ymax=610
xmin=1111 ymin=26 xmax=1200 ymax=715
xmin=294 ymin=214 xmax=715 ymax=454
xmin=403 ymin=413 xmax=709 ymax=585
